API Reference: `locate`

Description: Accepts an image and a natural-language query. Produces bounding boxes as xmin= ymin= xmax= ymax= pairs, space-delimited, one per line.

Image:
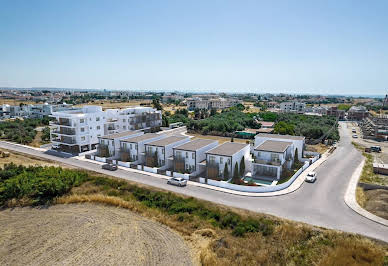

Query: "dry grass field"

xmin=0 ymin=149 xmax=68 ymax=168
xmin=0 ymin=204 xmax=193 ymax=266
xmin=0 ymin=99 xmax=36 ymax=105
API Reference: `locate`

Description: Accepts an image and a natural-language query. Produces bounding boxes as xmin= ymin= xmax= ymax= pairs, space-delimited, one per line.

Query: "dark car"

xmin=102 ymin=163 xmax=118 ymax=171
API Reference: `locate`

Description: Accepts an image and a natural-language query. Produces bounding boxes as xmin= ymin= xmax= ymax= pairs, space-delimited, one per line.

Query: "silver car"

xmin=167 ymin=177 xmax=187 ymax=187
xmin=305 ymin=172 xmax=317 ymax=183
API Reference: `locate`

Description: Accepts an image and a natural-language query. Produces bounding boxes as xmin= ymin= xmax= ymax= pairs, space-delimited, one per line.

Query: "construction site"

xmin=360 ymin=94 xmax=388 ymax=141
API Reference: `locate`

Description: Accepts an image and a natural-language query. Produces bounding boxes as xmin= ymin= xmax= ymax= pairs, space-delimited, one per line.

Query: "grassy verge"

xmin=352 ymin=142 xmax=387 ymax=185
xmin=1 ymin=163 xmax=387 ymax=265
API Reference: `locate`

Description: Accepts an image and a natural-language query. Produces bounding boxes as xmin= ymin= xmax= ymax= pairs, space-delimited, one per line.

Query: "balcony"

xmin=52 ymin=136 xmax=76 ymax=145
xmin=254 ymin=158 xmax=281 ymax=166
xmin=52 ymin=127 xmax=76 ymax=135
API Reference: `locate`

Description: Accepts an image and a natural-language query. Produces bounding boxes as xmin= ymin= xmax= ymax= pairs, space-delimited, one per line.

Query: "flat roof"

xmin=173 ymin=139 xmax=217 ymax=151
xmin=121 ymin=133 xmax=161 ymax=143
xmin=257 ymin=133 xmax=305 ymax=141
xmin=259 ymin=121 xmax=275 ymax=127
xmin=255 ymin=140 xmax=292 ymax=153
xmin=257 ymin=128 xmax=274 ymax=133
xmin=101 ymin=131 xmax=140 ymax=140
xmin=146 ymin=135 xmax=188 ymax=147
xmin=206 ymin=142 xmax=248 ymax=156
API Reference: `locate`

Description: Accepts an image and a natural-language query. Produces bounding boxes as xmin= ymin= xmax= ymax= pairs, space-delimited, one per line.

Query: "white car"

xmin=352 ymin=134 xmax=358 ymax=138
xmin=305 ymin=172 xmax=317 ymax=183
xmin=167 ymin=177 xmax=187 ymax=187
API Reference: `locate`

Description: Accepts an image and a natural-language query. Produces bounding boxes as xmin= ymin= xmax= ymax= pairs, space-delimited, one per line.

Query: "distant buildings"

xmin=186 ymin=97 xmax=242 ymax=110
xmin=50 ymin=106 xmax=162 ymax=154
xmin=0 ymin=103 xmax=72 ymax=120
xmin=347 ymin=106 xmax=369 ymax=121
xmin=280 ymin=102 xmax=306 ymax=113
xmin=326 ymin=106 xmax=345 ymax=120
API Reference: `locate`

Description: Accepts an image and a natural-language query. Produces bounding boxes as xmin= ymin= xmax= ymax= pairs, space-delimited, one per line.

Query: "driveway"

xmin=0 ymin=121 xmax=387 ymax=242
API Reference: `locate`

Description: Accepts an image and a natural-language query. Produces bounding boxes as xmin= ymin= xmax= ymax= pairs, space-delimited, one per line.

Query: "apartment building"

xmin=97 ymin=131 xmax=143 ymax=158
xmin=252 ymin=140 xmax=294 ymax=180
xmin=206 ymin=142 xmax=250 ymax=180
xmin=50 ymin=105 xmax=162 ymax=154
xmin=280 ymin=102 xmax=306 ymax=113
xmin=172 ymin=139 xmax=218 ymax=175
xmin=144 ymin=135 xmax=190 ymax=170
xmin=120 ymin=133 xmax=167 ymax=163
xmin=186 ymin=97 xmax=242 ymax=110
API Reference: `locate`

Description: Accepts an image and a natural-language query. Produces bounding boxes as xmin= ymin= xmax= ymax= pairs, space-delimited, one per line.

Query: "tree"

xmin=153 ymin=150 xmax=158 ymax=167
xmin=162 ymin=115 xmax=169 ymax=127
xmin=231 ymin=137 xmax=234 ymax=142
xmin=240 ymin=156 xmax=245 ymax=177
xmin=223 ymin=163 xmax=229 ymax=180
xmin=210 ymin=108 xmax=217 ymax=116
xmin=152 ymin=99 xmax=163 ymax=111
xmin=233 ymin=161 xmax=239 ymax=183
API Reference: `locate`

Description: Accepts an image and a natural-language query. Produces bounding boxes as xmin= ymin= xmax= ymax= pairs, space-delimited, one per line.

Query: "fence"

xmin=173 ymin=172 xmax=190 ymax=180
xmin=143 ymin=166 xmax=158 ymax=174
xmin=94 ymin=156 xmax=106 ymax=163
xmin=117 ymin=161 xmax=131 ymax=168
xmin=201 ymin=160 xmax=312 ymax=193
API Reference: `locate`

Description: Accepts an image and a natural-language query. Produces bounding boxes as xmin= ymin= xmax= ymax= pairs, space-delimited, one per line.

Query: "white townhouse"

xmin=252 ymin=140 xmax=294 ymax=180
xmin=205 ymin=142 xmax=250 ymax=180
xmin=97 ymin=130 xmax=143 ymax=158
xmin=254 ymin=133 xmax=305 ymax=160
xmin=50 ymin=105 xmax=162 ymax=154
xmin=119 ymin=133 xmax=167 ymax=164
xmin=144 ymin=135 xmax=191 ymax=170
xmin=172 ymin=139 xmax=218 ymax=175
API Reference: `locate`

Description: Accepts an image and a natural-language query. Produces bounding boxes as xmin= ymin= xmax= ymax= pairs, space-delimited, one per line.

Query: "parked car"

xmin=352 ymin=134 xmax=358 ymax=138
xmin=102 ymin=163 xmax=118 ymax=171
xmin=305 ymin=172 xmax=317 ymax=183
xmin=371 ymin=146 xmax=382 ymax=153
xmin=167 ymin=177 xmax=187 ymax=187
xmin=352 ymin=128 xmax=356 ymax=133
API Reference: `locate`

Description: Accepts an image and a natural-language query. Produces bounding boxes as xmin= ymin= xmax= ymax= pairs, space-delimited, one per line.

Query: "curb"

xmin=344 ymin=157 xmax=388 ymax=227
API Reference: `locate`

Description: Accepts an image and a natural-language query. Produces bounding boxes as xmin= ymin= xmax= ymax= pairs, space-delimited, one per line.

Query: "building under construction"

xmin=360 ymin=116 xmax=388 ymax=141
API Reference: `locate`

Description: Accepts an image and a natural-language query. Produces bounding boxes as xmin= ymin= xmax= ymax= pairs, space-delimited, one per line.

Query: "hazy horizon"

xmin=1 ymin=0 xmax=387 ymax=95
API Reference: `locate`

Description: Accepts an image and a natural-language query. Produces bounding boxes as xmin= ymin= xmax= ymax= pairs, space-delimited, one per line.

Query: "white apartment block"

xmin=144 ymin=135 xmax=190 ymax=170
xmin=280 ymin=101 xmax=306 ymax=113
xmin=97 ymin=131 xmax=143 ymax=158
xmin=186 ymin=97 xmax=242 ymax=110
xmin=206 ymin=142 xmax=250 ymax=180
xmin=172 ymin=139 xmax=218 ymax=175
xmin=50 ymin=105 xmax=162 ymax=154
xmin=120 ymin=133 xmax=167 ymax=164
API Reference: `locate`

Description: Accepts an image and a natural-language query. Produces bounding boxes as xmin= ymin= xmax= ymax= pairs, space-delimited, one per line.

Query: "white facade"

xmin=173 ymin=139 xmax=218 ymax=175
xmin=187 ymin=97 xmax=242 ymax=110
xmin=144 ymin=136 xmax=190 ymax=170
xmin=98 ymin=131 xmax=144 ymax=158
xmin=254 ymin=134 xmax=305 ymax=160
xmin=280 ymin=102 xmax=306 ymax=113
xmin=120 ymin=133 xmax=167 ymax=164
xmin=206 ymin=142 xmax=250 ymax=180
xmin=50 ymin=105 xmax=162 ymax=154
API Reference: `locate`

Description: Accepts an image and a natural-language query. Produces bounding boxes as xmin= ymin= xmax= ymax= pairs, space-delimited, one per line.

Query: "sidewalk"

xmin=344 ymin=157 xmax=388 ymax=227
xmin=77 ymin=150 xmax=331 ymax=197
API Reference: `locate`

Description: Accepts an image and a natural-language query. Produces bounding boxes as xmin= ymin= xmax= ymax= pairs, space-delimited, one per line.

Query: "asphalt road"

xmin=1 ymin=122 xmax=387 ymax=242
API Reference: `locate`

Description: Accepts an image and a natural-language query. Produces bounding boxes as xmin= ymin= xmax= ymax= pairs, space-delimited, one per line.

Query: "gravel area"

xmin=0 ymin=204 xmax=193 ymax=266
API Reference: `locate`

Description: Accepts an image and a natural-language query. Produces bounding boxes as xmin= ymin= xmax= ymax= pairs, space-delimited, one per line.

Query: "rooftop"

xmin=101 ymin=131 xmax=140 ymax=140
xmin=257 ymin=133 xmax=305 ymax=141
xmin=206 ymin=142 xmax=248 ymax=156
xmin=146 ymin=135 xmax=189 ymax=147
xmin=121 ymin=133 xmax=161 ymax=143
xmin=173 ymin=139 xmax=217 ymax=151
xmin=255 ymin=140 xmax=292 ymax=153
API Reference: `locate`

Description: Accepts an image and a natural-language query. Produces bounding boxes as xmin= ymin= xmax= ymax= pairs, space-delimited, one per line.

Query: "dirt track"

xmin=0 ymin=204 xmax=193 ymax=266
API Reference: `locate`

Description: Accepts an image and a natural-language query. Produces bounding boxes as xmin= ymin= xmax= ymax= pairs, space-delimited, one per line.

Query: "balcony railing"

xmin=254 ymin=158 xmax=281 ymax=166
xmin=52 ymin=128 xmax=76 ymax=135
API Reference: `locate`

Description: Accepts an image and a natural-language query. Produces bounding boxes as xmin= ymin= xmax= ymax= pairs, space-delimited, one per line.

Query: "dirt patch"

xmin=363 ymin=189 xmax=388 ymax=220
xmin=0 ymin=149 xmax=68 ymax=168
xmin=0 ymin=204 xmax=193 ymax=266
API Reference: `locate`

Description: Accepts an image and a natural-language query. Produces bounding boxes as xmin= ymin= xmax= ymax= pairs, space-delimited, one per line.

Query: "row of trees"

xmin=221 ymin=156 xmax=246 ymax=184
xmin=0 ymin=117 xmax=50 ymax=144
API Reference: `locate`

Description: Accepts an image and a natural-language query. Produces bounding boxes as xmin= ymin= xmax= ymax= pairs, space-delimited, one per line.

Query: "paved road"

xmin=1 ymin=122 xmax=387 ymax=242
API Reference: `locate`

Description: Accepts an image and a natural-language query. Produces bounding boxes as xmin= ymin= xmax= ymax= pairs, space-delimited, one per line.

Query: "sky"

xmin=0 ymin=0 xmax=387 ymax=95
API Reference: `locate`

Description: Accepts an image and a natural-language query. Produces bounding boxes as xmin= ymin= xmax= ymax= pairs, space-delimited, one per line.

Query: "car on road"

xmin=352 ymin=134 xmax=358 ymax=138
xmin=102 ymin=163 xmax=118 ymax=171
xmin=305 ymin=172 xmax=317 ymax=183
xmin=352 ymin=128 xmax=356 ymax=133
xmin=371 ymin=146 xmax=382 ymax=152
xmin=167 ymin=177 xmax=187 ymax=187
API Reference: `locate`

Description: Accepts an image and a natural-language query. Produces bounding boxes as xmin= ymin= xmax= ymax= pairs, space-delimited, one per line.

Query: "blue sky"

xmin=0 ymin=0 xmax=387 ymax=95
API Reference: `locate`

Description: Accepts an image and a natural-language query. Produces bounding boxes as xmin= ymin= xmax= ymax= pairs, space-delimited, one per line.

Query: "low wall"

xmin=166 ymin=170 xmax=172 ymax=176
xmin=173 ymin=172 xmax=190 ymax=180
xmin=359 ymin=182 xmax=388 ymax=191
xmin=94 ymin=156 xmax=106 ymax=163
xmin=117 ymin=161 xmax=131 ymax=168
xmin=143 ymin=166 xmax=158 ymax=174
xmin=199 ymin=177 xmax=206 ymax=184
xmin=203 ymin=161 xmax=310 ymax=193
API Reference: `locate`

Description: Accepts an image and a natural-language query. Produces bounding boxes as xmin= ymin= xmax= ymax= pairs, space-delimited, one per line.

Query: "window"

xmin=227 ymin=158 xmax=231 ymax=165
xmin=162 ymin=148 xmax=164 ymax=154
xmin=80 ymin=119 xmax=85 ymax=123
xmin=220 ymin=157 xmax=223 ymax=164
xmin=123 ymin=126 xmax=126 ymax=130
xmin=177 ymin=151 xmax=181 ymax=157
xmin=185 ymin=152 xmax=188 ymax=158
xmin=112 ymin=140 xmax=114 ymax=145
xmin=135 ymin=144 xmax=138 ymax=149
xmin=209 ymin=156 xmax=215 ymax=163
xmin=192 ymin=153 xmax=195 ymax=159
xmin=123 ymin=119 xmax=126 ymax=122
xmin=97 ymin=134 xmax=101 ymax=137
xmin=96 ymin=117 xmax=100 ymax=121
xmin=97 ymin=126 xmax=100 ymax=130
xmin=80 ymin=127 xmax=85 ymax=132
xmin=81 ymin=136 xmax=85 ymax=141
